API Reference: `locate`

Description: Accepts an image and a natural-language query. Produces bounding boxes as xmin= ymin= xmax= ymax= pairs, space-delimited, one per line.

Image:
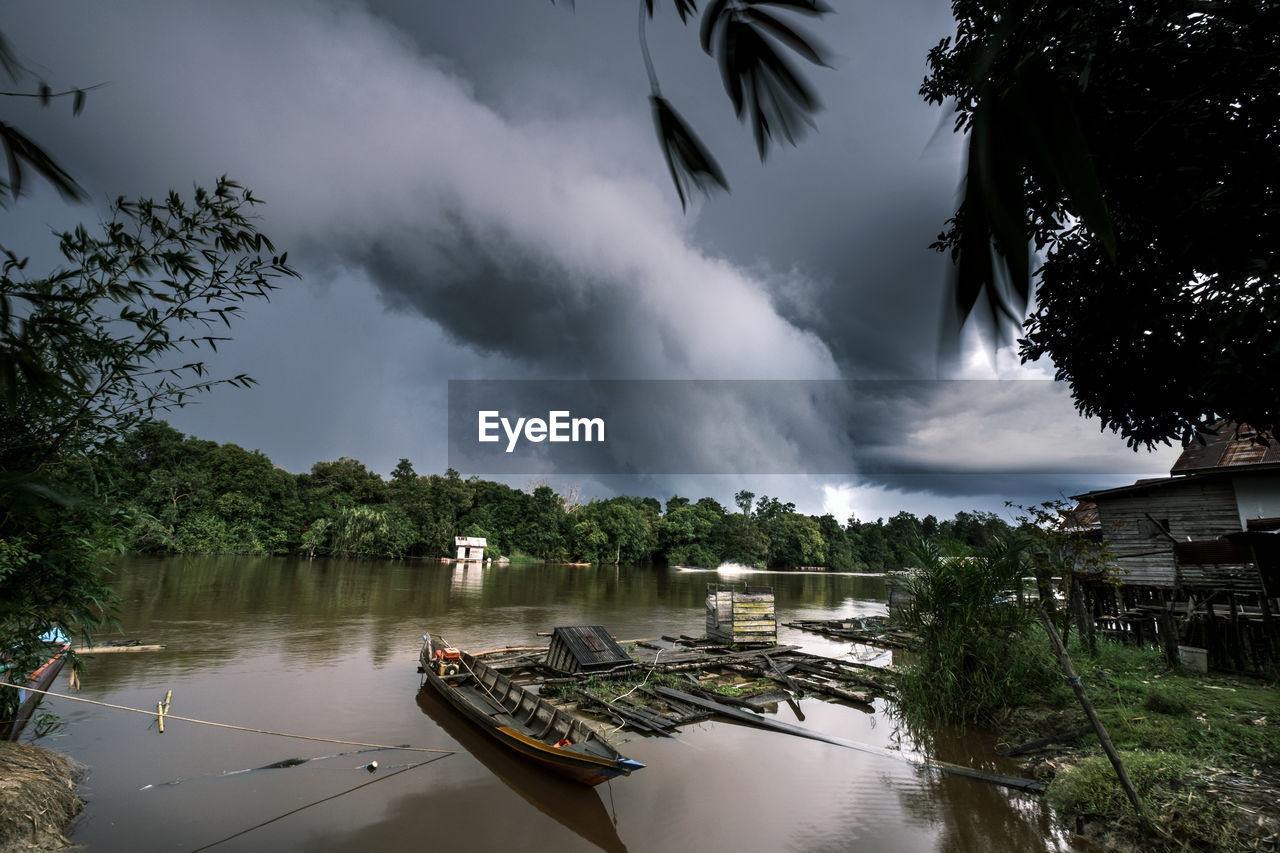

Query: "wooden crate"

xmin=706 ymin=585 xmax=776 ymax=645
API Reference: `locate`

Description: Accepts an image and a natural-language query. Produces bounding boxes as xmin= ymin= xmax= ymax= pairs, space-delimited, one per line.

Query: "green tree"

xmin=923 ymin=0 xmax=1279 ymax=448
xmin=816 ymin=513 xmax=853 ymax=571
xmin=657 ymin=501 xmax=718 ymax=566
xmin=516 ymin=485 xmax=568 ymax=560
xmin=0 ymin=179 xmax=295 ymax=719
xmin=299 ymin=457 xmax=388 ymax=513
xmin=765 ymin=512 xmax=825 ymax=568
xmin=420 ymin=469 xmax=473 ymax=557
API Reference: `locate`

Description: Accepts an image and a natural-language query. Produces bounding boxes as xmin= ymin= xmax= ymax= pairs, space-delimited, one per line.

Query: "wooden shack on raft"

xmin=544 ymin=626 xmax=634 ymax=675
xmin=1072 ymin=423 xmax=1280 ymax=672
xmin=706 ymin=584 xmax=776 ymax=645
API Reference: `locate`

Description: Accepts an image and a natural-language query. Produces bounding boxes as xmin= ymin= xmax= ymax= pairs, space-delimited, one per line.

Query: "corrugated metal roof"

xmin=1172 ymin=423 xmax=1280 ymax=473
xmin=546 ymin=626 xmax=632 ymax=674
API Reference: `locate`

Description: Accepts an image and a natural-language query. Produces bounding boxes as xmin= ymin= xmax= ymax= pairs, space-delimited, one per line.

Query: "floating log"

xmin=721 ymin=663 xmax=873 ymax=707
xmin=651 ymin=645 xmax=801 ymax=671
xmin=786 ymin=659 xmax=894 ymax=695
xmin=651 ymin=687 xmax=1045 ymax=793
xmin=784 ymin=620 xmax=918 ymax=651
xmin=74 ymin=644 xmax=166 ymax=654
xmin=787 ymin=676 xmax=872 ymax=707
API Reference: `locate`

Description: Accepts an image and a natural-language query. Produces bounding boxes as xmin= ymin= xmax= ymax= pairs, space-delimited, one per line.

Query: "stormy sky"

xmin=1 ymin=1 xmax=1179 ymax=522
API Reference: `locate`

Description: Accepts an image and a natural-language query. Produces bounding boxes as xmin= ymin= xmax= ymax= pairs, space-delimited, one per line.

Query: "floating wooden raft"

xmin=784 ymin=619 xmax=919 ymax=651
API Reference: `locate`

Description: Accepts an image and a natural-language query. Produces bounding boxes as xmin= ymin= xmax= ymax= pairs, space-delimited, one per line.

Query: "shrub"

xmin=894 ymin=538 xmax=1058 ymax=726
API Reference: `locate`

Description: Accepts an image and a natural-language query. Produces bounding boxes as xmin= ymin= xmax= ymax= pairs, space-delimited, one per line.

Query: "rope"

xmin=188 ymin=753 xmax=452 ymax=852
xmin=0 ymin=681 xmax=453 ymax=754
xmin=605 ymin=647 xmax=665 ymax=734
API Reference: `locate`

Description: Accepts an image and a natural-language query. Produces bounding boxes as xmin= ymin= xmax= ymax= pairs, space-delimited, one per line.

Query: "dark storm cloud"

xmin=0 ymin=0 xmax=1180 ymax=513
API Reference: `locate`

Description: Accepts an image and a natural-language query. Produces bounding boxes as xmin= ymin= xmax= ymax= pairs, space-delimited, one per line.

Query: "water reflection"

xmin=415 ymin=687 xmax=627 ymax=853
xmin=47 ymin=556 xmax=1078 ymax=852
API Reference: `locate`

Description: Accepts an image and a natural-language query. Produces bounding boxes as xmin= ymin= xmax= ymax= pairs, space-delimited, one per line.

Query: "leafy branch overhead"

xmin=0 ymin=177 xmax=300 ymax=468
xmin=558 ymin=0 xmax=832 ymax=210
xmin=925 ymin=0 xmax=1280 ymax=448
xmin=0 ymin=28 xmax=93 ymax=204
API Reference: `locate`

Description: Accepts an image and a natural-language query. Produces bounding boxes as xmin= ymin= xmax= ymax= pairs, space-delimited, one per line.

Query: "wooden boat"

xmin=415 ymin=689 xmax=628 ymax=853
xmin=1 ymin=633 xmax=71 ymax=740
xmin=418 ymin=634 xmax=644 ymax=786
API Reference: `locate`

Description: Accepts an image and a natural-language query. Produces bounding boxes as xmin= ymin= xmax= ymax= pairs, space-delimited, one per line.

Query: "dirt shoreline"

xmin=0 ymin=741 xmax=83 ymax=853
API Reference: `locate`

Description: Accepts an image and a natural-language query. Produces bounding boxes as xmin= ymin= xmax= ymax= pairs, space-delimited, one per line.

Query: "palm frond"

xmin=650 ymin=95 xmax=730 ymax=210
xmin=0 ymin=121 xmax=86 ymax=204
xmin=701 ymin=0 xmax=830 ymax=159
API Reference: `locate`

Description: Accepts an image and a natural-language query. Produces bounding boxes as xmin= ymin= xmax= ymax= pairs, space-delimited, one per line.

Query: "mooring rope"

xmin=0 ymin=682 xmax=454 ymax=754
xmin=187 ymin=753 xmax=453 ymax=852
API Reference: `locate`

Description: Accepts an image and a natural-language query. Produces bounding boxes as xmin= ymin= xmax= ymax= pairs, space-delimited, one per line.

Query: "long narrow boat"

xmin=418 ymin=633 xmax=644 ymax=786
xmin=1 ymin=633 xmax=71 ymax=741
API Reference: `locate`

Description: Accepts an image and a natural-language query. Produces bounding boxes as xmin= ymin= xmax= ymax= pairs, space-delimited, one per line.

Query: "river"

xmin=27 ymin=555 xmax=1076 ymax=851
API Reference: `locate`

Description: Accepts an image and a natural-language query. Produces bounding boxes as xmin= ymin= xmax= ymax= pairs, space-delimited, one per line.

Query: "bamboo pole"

xmin=1036 ymin=602 xmax=1145 ymax=820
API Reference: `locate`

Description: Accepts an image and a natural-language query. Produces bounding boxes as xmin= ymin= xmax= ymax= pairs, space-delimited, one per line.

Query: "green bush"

xmin=894 ymin=538 xmax=1058 ymax=726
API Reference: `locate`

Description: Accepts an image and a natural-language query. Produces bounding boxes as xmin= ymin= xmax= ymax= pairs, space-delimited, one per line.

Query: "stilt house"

xmin=1073 ymin=424 xmax=1280 ymax=670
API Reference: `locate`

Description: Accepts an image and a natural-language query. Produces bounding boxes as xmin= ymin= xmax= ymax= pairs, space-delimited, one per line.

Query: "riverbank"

xmin=0 ymin=741 xmax=83 ymax=852
xmin=999 ymin=640 xmax=1278 ymax=851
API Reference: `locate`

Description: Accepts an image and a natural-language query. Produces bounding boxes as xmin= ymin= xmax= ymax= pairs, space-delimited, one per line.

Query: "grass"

xmin=1008 ymin=637 xmax=1279 ymax=851
xmin=1048 ymin=751 xmax=1241 ymax=850
xmin=1056 ymin=638 xmax=1277 ymax=769
xmin=895 ymin=623 xmax=1060 ymax=728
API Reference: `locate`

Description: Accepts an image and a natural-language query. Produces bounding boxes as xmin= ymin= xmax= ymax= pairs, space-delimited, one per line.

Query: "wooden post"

xmin=1070 ymin=577 xmax=1095 ymax=656
xmin=1036 ymin=602 xmax=1146 ymax=820
xmin=1245 ymin=541 xmax=1280 ymax=672
xmin=1228 ymin=595 xmax=1245 ymax=671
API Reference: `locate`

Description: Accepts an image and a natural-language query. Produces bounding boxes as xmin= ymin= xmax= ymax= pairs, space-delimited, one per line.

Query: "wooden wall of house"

xmin=1095 ymin=478 xmax=1242 ymax=588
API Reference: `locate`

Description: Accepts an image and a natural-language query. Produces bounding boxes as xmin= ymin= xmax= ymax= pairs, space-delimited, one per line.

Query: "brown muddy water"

xmin=22 ymin=556 xmax=1078 ymax=852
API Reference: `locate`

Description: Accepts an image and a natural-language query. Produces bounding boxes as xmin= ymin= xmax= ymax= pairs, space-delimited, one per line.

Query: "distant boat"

xmin=2 ymin=630 xmax=70 ymax=740
xmin=417 ymin=634 xmax=644 ymax=786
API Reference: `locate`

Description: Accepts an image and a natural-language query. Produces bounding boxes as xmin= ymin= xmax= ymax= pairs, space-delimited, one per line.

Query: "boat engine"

xmin=433 ymin=647 xmax=462 ymax=677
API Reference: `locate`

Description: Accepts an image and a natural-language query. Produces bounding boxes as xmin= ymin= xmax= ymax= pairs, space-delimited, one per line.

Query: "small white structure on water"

xmin=455 ymin=536 xmax=487 ymax=562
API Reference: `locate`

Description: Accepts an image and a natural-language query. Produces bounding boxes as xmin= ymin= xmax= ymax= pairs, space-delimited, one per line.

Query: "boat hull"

xmin=2 ymin=644 xmax=69 ymax=741
xmin=419 ymin=635 xmax=643 ymax=786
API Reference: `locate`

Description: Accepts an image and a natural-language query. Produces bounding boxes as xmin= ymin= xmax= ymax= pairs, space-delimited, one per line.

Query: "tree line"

xmin=102 ymin=419 xmax=1022 ymax=569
